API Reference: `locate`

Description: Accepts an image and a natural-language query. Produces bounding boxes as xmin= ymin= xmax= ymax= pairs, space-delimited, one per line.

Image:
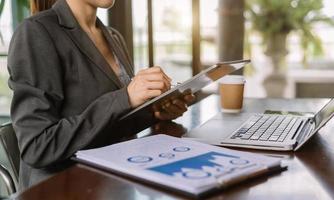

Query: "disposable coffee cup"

xmin=219 ymin=75 xmax=245 ymax=113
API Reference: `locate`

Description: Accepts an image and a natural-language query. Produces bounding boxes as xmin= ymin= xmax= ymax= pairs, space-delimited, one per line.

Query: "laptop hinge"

xmin=294 ymin=119 xmax=314 ymax=149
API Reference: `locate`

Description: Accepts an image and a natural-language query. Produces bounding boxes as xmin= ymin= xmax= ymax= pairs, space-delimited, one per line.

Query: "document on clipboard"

xmin=75 ymin=135 xmax=284 ymax=198
xmin=119 ymin=59 xmax=251 ymax=122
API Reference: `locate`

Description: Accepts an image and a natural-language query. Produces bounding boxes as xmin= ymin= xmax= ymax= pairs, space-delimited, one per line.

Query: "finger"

xmin=132 ymin=74 xmax=170 ymax=92
xmin=142 ymin=66 xmax=171 ymax=79
xmin=154 ymin=111 xmax=175 ymax=121
xmin=153 ymin=66 xmax=172 ymax=82
xmin=146 ymin=81 xmax=169 ymax=93
xmin=144 ymin=90 xmax=163 ymax=99
xmin=142 ymin=73 xmax=171 ymax=90
xmin=140 ymin=66 xmax=172 ymax=82
xmin=148 ymin=73 xmax=171 ymax=89
xmin=183 ymin=94 xmax=196 ymax=105
xmin=171 ymin=99 xmax=188 ymax=112
xmin=137 ymin=67 xmax=172 ymax=90
xmin=163 ymin=103 xmax=184 ymax=116
xmin=152 ymin=104 xmax=159 ymax=112
xmin=154 ymin=111 xmax=167 ymax=120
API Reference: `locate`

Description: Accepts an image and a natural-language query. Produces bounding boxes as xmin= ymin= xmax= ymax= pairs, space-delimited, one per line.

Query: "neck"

xmin=66 ymin=0 xmax=97 ymax=30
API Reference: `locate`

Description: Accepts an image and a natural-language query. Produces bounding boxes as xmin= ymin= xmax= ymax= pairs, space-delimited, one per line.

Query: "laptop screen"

xmin=314 ymin=99 xmax=334 ymax=130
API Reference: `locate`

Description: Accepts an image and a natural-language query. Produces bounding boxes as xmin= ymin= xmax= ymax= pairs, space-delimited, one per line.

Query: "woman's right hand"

xmin=127 ymin=66 xmax=172 ymax=108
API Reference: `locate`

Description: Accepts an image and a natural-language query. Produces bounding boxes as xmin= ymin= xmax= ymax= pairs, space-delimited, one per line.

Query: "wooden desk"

xmin=13 ymin=96 xmax=334 ymax=200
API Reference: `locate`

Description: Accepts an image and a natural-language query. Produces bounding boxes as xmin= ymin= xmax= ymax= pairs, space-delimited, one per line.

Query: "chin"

xmin=94 ymin=0 xmax=115 ymax=8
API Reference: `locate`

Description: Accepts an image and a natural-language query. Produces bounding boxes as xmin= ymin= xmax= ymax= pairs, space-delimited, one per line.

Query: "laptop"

xmin=185 ymin=99 xmax=334 ymax=151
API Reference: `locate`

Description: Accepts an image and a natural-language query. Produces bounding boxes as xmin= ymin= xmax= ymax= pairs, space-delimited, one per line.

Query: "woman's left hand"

xmin=154 ymin=94 xmax=195 ymax=121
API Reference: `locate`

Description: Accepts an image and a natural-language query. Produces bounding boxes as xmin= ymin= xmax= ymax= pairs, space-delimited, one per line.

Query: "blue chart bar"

xmin=149 ymin=152 xmax=247 ymax=179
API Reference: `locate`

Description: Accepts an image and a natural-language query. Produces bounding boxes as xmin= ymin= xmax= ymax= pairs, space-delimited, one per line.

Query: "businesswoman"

xmin=8 ymin=0 xmax=193 ymax=190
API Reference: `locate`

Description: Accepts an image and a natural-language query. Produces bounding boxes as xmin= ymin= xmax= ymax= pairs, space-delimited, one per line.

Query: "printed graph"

xmin=148 ymin=152 xmax=253 ymax=179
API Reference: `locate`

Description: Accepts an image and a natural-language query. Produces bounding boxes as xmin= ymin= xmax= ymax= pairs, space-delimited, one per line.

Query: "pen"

xmin=171 ymin=82 xmax=182 ymax=88
xmin=131 ymin=78 xmax=181 ymax=88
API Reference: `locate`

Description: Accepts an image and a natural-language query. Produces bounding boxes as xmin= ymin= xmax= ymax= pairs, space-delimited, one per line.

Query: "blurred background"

xmin=0 ymin=0 xmax=334 ymax=123
xmin=0 ymin=0 xmax=334 ymax=195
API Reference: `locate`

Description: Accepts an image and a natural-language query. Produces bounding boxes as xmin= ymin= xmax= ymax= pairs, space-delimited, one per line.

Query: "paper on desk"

xmin=76 ymin=135 xmax=282 ymax=195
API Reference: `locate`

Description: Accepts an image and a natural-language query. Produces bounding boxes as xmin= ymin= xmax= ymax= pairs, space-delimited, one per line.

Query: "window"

xmin=132 ymin=0 xmax=224 ymax=82
xmin=0 ymin=0 xmax=13 ymax=117
xmin=152 ymin=0 xmax=193 ymax=82
xmin=200 ymin=0 xmax=219 ymax=65
xmin=132 ymin=0 xmax=149 ymax=71
xmin=133 ymin=0 xmax=193 ymax=82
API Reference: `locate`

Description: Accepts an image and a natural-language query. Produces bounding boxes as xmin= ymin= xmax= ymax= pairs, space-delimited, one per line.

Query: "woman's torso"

xmin=8 ymin=0 xmax=135 ymax=190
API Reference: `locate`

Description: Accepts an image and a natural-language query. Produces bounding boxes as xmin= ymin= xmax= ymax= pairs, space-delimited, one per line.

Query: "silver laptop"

xmin=186 ymin=99 xmax=334 ymax=151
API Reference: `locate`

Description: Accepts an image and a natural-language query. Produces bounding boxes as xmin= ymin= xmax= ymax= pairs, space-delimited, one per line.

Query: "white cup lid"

xmin=219 ymin=75 xmax=245 ymax=84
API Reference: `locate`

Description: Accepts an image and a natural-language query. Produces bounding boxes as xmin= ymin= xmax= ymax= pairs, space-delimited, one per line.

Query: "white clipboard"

xmin=120 ymin=59 xmax=251 ymax=121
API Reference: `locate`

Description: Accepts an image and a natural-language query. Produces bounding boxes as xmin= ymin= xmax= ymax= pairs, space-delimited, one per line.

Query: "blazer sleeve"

xmin=7 ymin=19 xmax=132 ymax=168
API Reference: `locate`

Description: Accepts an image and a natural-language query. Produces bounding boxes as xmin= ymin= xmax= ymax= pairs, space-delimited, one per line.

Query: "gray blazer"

xmin=7 ymin=0 xmax=153 ymax=191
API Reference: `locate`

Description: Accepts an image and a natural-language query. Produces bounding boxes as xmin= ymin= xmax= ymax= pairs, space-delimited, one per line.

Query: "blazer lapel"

xmin=98 ymin=20 xmax=134 ymax=78
xmin=52 ymin=0 xmax=122 ymax=88
xmin=65 ymin=28 xmax=123 ymax=88
xmin=111 ymin=34 xmax=135 ymax=78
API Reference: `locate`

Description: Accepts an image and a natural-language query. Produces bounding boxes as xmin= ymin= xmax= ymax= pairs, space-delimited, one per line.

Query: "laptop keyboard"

xmin=231 ymin=115 xmax=303 ymax=142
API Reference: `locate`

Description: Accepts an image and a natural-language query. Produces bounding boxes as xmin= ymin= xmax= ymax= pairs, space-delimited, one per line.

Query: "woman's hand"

xmin=127 ymin=66 xmax=171 ymax=108
xmin=154 ymin=94 xmax=195 ymax=121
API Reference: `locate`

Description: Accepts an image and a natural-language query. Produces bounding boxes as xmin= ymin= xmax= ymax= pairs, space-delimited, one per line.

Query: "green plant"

xmin=245 ymin=0 xmax=334 ymax=64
